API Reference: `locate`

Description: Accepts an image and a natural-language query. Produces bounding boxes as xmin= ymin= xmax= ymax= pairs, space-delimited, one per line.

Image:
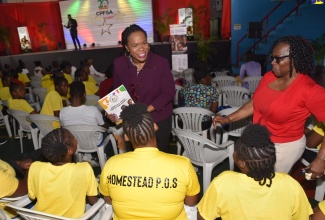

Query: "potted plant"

xmin=0 ymin=25 xmax=12 ymax=55
xmin=154 ymin=8 xmax=175 ymax=42
xmin=311 ymin=33 xmax=325 ymax=74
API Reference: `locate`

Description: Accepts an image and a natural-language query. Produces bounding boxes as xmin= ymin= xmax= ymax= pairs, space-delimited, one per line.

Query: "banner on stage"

xmin=178 ymin=8 xmax=193 ymax=37
xmin=59 ymin=0 xmax=153 ymax=49
xmin=17 ymin=27 xmax=32 ymax=50
xmin=169 ymin=24 xmax=187 ymax=53
xmin=172 ymin=54 xmax=188 ymax=72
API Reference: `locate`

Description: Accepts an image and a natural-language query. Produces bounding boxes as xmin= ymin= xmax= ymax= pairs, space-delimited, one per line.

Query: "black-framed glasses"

xmin=268 ymin=55 xmax=289 ymax=64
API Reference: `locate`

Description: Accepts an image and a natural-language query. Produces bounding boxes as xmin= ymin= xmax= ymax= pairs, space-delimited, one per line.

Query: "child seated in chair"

xmin=27 ymin=128 xmax=99 ymax=218
xmin=41 ymin=77 xmax=68 ymax=128
xmin=8 ymin=83 xmax=38 ymax=114
xmin=198 ymin=124 xmax=312 ymax=220
xmin=74 ymin=68 xmax=99 ymax=96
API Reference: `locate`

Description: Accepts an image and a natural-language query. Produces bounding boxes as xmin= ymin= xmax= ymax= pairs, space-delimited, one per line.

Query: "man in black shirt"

xmin=64 ymin=14 xmax=81 ymax=51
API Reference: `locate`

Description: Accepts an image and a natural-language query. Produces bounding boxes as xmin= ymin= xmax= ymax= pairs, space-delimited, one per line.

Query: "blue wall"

xmin=231 ymin=0 xmax=325 ymax=73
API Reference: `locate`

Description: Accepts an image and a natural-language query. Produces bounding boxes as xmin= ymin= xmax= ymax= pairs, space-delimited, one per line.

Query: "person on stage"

xmin=64 ymin=14 xmax=81 ymax=51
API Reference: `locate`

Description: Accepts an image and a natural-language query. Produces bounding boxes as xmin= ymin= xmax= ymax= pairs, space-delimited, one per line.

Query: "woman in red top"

xmin=213 ymin=35 xmax=325 ymax=177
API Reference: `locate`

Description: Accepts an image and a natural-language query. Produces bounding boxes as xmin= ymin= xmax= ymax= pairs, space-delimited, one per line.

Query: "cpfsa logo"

xmin=312 ymin=0 xmax=324 ymax=4
xmin=98 ymin=0 xmax=109 ymax=10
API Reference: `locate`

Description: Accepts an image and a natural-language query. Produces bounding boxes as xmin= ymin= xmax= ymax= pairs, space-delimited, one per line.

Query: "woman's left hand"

xmin=309 ymin=157 xmax=325 ymax=179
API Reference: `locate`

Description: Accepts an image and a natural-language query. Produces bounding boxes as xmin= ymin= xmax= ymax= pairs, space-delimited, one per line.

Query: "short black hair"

xmin=235 ymin=124 xmax=276 ymax=187
xmin=193 ymin=62 xmax=209 ymax=84
xmin=41 ymin=128 xmax=74 ymax=163
xmin=120 ymin=103 xmax=155 ymax=147
xmin=121 ymin=24 xmax=147 ymax=48
xmin=268 ymin=35 xmax=315 ymax=76
xmin=70 ymin=81 xmax=85 ymax=98
xmin=54 ymin=76 xmax=68 ymax=87
xmin=9 ymin=82 xmax=23 ymax=95
xmin=74 ymin=68 xmax=87 ymax=81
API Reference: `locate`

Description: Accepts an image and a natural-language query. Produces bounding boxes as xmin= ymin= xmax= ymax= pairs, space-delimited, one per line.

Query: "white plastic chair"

xmin=93 ymin=77 xmax=106 ymax=86
xmin=301 ymin=147 xmax=325 ymax=201
xmin=85 ymin=95 xmax=100 ymax=106
xmin=6 ymin=197 xmax=110 ymax=220
xmin=107 ymin=126 xmax=125 ymax=155
xmin=7 ymin=109 xmax=39 ymax=152
xmin=0 ymin=110 xmax=12 ymax=137
xmin=173 ymin=128 xmax=234 ymax=192
xmin=30 ymin=77 xmax=42 ymax=88
xmin=173 ymin=107 xmax=215 ymax=154
xmin=220 ymin=86 xmax=250 ymax=107
xmin=0 ymin=195 xmax=33 ymax=220
xmin=182 ymin=68 xmax=194 ymax=85
xmin=212 ymin=76 xmax=236 ymax=89
xmin=64 ymin=125 xmax=110 ymax=169
xmin=242 ymin=76 xmax=262 ymax=94
xmin=171 ymin=70 xmax=182 ymax=81
xmin=174 ymin=85 xmax=183 ymax=106
xmin=27 ymin=114 xmax=60 ymax=148
xmin=32 ymin=87 xmax=48 ymax=104
xmin=214 ymin=107 xmax=251 ymax=144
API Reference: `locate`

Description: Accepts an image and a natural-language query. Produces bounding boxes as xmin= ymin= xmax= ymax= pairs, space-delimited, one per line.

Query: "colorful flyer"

xmin=98 ymin=85 xmax=133 ymax=123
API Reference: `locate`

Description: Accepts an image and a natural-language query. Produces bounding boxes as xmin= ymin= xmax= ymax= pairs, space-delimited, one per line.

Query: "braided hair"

xmin=235 ymin=124 xmax=276 ymax=187
xmin=268 ymin=35 xmax=315 ymax=77
xmin=120 ymin=103 xmax=155 ymax=147
xmin=41 ymin=128 xmax=75 ymax=163
xmin=121 ymin=24 xmax=147 ymax=55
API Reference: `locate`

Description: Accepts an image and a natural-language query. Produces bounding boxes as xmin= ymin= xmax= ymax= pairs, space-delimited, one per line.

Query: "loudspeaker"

xmin=210 ymin=0 xmax=222 ymax=18
xmin=248 ymin=22 xmax=263 ymax=39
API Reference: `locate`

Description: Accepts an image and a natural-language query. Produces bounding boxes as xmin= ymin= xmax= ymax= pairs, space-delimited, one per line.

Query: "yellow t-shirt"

xmin=198 ymin=171 xmax=313 ymax=220
xmin=0 ymin=87 xmax=12 ymax=101
xmin=47 ymin=85 xmax=70 ymax=100
xmin=83 ymin=81 xmax=98 ymax=95
xmin=0 ymin=80 xmax=3 ymax=89
xmin=63 ymin=73 xmax=73 ymax=84
xmin=313 ymin=122 xmax=325 ymax=149
xmin=40 ymin=91 xmax=62 ymax=128
xmin=8 ymin=98 xmax=34 ymax=113
xmin=99 ymin=148 xmax=200 ymax=220
xmin=0 ymin=160 xmax=19 ymax=218
xmin=28 ymin=162 xmax=98 ymax=218
xmin=41 ymin=74 xmax=53 ymax=89
xmin=88 ymin=75 xmax=97 ymax=85
xmin=18 ymin=73 xmax=30 ymax=86
xmin=318 ymin=200 xmax=325 ymax=215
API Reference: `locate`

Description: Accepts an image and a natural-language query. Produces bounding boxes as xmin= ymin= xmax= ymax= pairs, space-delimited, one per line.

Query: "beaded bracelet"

xmin=317 ymin=154 xmax=325 ymax=161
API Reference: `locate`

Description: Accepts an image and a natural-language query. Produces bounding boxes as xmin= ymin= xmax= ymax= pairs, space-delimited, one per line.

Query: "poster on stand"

xmin=169 ymin=24 xmax=187 ymax=53
xmin=178 ymin=8 xmax=193 ymax=37
xmin=17 ymin=27 xmax=32 ymax=50
xmin=172 ymin=54 xmax=188 ymax=72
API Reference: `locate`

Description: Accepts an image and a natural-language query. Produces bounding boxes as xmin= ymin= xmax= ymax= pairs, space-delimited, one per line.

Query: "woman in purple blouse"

xmin=109 ymin=24 xmax=175 ymax=153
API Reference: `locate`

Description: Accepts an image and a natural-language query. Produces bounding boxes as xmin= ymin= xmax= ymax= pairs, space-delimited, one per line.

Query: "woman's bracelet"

xmin=317 ymin=154 xmax=325 ymax=161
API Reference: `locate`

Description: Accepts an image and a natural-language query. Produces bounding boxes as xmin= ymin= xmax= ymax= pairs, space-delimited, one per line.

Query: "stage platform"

xmin=0 ymin=41 xmax=230 ymax=74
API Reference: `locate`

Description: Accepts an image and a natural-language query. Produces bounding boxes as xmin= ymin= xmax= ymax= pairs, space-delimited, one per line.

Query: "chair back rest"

xmin=212 ymin=76 xmax=236 ymax=89
xmin=7 ymin=109 xmax=32 ymax=131
xmin=242 ymin=76 xmax=262 ymax=94
xmin=173 ymin=107 xmax=214 ymax=133
xmin=182 ymin=68 xmax=194 ymax=85
xmin=27 ymin=114 xmax=60 ymax=136
xmin=174 ymin=85 xmax=183 ymax=106
xmin=171 ymin=70 xmax=182 ymax=80
xmin=30 ymin=77 xmax=42 ymax=88
xmin=65 ymin=125 xmax=107 ymax=152
xmin=221 ymin=86 xmax=250 ymax=107
xmin=32 ymin=88 xmax=48 ymax=103
xmin=217 ymin=107 xmax=249 ymax=132
xmin=85 ymin=95 xmax=100 ymax=106
xmin=211 ymin=70 xmax=228 ymax=77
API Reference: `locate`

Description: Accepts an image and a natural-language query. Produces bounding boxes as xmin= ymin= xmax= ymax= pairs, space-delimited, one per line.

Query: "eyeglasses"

xmin=268 ymin=55 xmax=289 ymax=64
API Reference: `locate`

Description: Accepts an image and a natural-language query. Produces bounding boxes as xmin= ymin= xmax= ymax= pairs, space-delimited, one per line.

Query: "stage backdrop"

xmin=59 ymin=0 xmax=153 ymax=49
